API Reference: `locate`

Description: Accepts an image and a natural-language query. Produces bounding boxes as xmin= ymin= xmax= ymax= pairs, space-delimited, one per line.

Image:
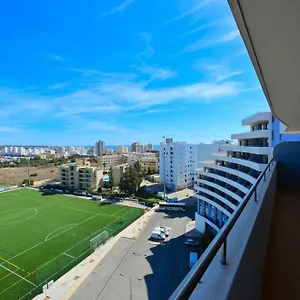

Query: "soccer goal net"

xmin=90 ymin=230 xmax=109 ymax=252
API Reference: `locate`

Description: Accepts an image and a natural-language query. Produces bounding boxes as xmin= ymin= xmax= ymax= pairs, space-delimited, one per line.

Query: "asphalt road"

xmin=71 ymin=197 xmax=200 ymax=300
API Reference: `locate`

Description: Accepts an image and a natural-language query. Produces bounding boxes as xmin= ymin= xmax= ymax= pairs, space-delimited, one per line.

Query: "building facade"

xmin=112 ymin=163 xmax=128 ymax=186
xmin=59 ymin=163 xmax=103 ymax=190
xmin=94 ymin=140 xmax=105 ymax=156
xmin=194 ymin=112 xmax=273 ymax=233
xmin=140 ymin=158 xmax=159 ymax=174
xmin=98 ymin=154 xmax=123 ymax=170
xmin=159 ymin=139 xmax=228 ymax=191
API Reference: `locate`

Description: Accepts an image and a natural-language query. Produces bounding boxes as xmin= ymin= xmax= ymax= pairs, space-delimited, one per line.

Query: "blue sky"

xmin=0 ymin=0 xmax=269 ymax=146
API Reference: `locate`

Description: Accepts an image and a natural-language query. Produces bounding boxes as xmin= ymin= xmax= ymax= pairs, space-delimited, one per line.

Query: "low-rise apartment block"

xmin=140 ymin=158 xmax=159 ymax=174
xmin=59 ymin=162 xmax=103 ymax=190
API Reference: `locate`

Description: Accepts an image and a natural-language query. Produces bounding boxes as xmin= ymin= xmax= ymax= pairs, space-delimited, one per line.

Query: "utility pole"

xmin=27 ymin=157 xmax=30 ymax=186
xmin=162 ymin=136 xmax=166 ymax=201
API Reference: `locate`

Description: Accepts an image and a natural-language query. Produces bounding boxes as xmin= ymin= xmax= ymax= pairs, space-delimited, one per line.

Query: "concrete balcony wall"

xmin=196 ymin=178 xmax=243 ymax=202
xmin=213 ymin=155 xmax=267 ymax=172
xmin=197 ymin=171 xmax=249 ymax=194
xmin=222 ymin=145 xmax=269 ymax=155
xmin=231 ymin=130 xmax=269 ymax=140
xmin=242 ymin=112 xmax=272 ymax=126
xmin=200 ymin=164 xmax=256 ymax=184
xmin=190 ymin=163 xmax=277 ymax=300
xmin=194 ymin=186 xmax=237 ymax=210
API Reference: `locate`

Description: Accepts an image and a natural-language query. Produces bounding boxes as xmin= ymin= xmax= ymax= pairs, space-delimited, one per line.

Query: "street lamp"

xmin=162 ymin=136 xmax=166 ymax=200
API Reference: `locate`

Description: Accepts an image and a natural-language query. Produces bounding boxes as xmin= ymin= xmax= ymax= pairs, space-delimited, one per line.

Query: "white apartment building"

xmin=98 ymin=154 xmax=122 ymax=170
xmin=59 ymin=163 xmax=103 ymax=190
xmin=124 ymin=152 xmax=157 ymax=165
xmin=194 ymin=112 xmax=273 ymax=233
xmin=159 ymin=139 xmax=228 ymax=191
xmin=116 ymin=146 xmax=125 ymax=154
xmin=95 ymin=140 xmax=105 ymax=156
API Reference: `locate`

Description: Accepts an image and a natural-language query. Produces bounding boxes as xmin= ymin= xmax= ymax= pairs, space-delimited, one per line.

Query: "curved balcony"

xmin=231 ymin=130 xmax=269 ymax=140
xmin=195 ymin=194 xmax=232 ymax=217
xmin=196 ymin=171 xmax=249 ymax=194
xmin=222 ymin=145 xmax=270 ymax=155
xmin=196 ymin=179 xmax=243 ymax=203
xmin=195 ymin=186 xmax=237 ymax=210
xmin=213 ymin=155 xmax=267 ymax=172
xmin=198 ymin=164 xmax=256 ymax=184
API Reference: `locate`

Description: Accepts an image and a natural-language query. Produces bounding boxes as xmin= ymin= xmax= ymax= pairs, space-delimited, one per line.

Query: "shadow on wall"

xmin=273 ymin=141 xmax=300 ymax=188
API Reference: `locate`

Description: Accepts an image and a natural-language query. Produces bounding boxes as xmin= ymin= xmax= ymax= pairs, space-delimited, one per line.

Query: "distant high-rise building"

xmin=146 ymin=143 xmax=153 ymax=151
xmin=116 ymin=146 xmax=125 ymax=154
xmin=130 ymin=142 xmax=138 ymax=152
xmin=136 ymin=144 xmax=144 ymax=153
xmin=95 ymin=140 xmax=105 ymax=156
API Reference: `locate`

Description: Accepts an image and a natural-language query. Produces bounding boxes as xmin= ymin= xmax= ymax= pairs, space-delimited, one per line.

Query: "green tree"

xmin=108 ymin=167 xmax=114 ymax=189
xmin=23 ymin=179 xmax=34 ymax=186
xmin=119 ymin=165 xmax=143 ymax=195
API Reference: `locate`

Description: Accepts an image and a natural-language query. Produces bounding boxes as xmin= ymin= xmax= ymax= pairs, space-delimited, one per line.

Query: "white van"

xmin=189 ymin=252 xmax=198 ymax=269
xmin=152 ymin=229 xmax=166 ymax=239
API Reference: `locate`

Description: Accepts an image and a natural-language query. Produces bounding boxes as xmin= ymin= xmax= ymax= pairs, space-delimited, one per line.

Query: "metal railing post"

xmin=264 ymin=172 xmax=267 ymax=181
xmin=254 ymin=188 xmax=257 ymax=201
xmin=221 ymin=238 xmax=227 ymax=265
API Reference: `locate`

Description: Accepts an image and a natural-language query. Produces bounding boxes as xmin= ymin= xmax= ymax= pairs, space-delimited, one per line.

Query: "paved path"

xmin=71 ymin=206 xmax=200 ymax=300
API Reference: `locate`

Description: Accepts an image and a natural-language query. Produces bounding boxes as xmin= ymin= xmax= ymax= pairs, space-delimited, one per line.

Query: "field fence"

xmin=16 ymin=210 xmax=143 ymax=300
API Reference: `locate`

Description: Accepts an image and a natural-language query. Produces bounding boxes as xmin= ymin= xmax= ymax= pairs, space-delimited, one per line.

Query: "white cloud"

xmin=182 ymin=29 xmax=240 ymax=53
xmin=137 ymin=33 xmax=154 ymax=59
xmin=196 ymin=63 xmax=243 ymax=82
xmin=0 ymin=126 xmax=21 ymax=133
xmin=52 ymin=54 xmax=65 ymax=62
xmin=131 ymin=65 xmax=177 ymax=81
xmin=101 ymin=0 xmax=136 ymax=17
xmin=48 ymin=83 xmax=70 ymax=90
xmin=165 ymin=0 xmax=212 ymax=25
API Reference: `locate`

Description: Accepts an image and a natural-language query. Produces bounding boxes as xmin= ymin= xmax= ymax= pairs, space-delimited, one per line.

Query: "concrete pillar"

xmin=208 ymin=203 xmax=211 ymax=219
xmin=213 ymin=206 xmax=217 ymax=224
xmin=219 ymin=210 xmax=222 ymax=227
xmin=201 ymin=200 xmax=205 ymax=216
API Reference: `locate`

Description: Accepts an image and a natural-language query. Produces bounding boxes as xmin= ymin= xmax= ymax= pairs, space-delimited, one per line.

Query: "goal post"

xmin=90 ymin=230 xmax=109 ymax=252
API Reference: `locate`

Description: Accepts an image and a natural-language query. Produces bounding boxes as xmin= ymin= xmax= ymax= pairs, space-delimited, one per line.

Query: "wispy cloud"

xmin=0 ymin=126 xmax=22 ymax=133
xmin=182 ymin=29 xmax=240 ymax=53
xmin=52 ymin=54 xmax=65 ymax=62
xmin=101 ymin=0 xmax=137 ymax=17
xmin=196 ymin=63 xmax=244 ymax=82
xmin=164 ymin=0 xmax=212 ymax=25
xmin=137 ymin=32 xmax=154 ymax=60
xmin=131 ymin=65 xmax=177 ymax=81
xmin=48 ymin=82 xmax=70 ymax=90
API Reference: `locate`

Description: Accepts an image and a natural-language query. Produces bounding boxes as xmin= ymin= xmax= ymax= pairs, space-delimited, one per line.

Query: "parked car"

xmin=155 ymin=226 xmax=169 ymax=237
xmin=185 ymin=239 xmax=199 ymax=246
xmin=148 ymin=233 xmax=164 ymax=242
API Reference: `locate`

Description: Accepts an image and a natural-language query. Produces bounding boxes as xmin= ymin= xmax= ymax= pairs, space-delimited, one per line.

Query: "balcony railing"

xmin=170 ymin=157 xmax=274 ymax=300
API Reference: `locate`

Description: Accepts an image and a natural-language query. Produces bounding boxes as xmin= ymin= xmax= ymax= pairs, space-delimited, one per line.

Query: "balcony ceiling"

xmin=228 ymin=0 xmax=300 ymax=132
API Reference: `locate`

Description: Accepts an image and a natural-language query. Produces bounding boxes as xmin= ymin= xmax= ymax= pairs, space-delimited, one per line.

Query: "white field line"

xmin=0 ymin=207 xmax=140 ymax=296
xmin=0 ymin=207 xmax=37 ymax=224
xmin=0 ymin=209 xmax=38 ymax=226
xmin=63 ymin=252 xmax=75 ymax=259
xmin=0 ymin=263 xmax=36 ymax=287
xmin=4 ymin=208 xmax=121 ymax=264
xmin=45 ymin=224 xmax=78 ymax=241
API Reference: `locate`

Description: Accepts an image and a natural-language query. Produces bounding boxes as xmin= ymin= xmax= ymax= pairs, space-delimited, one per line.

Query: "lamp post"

xmin=162 ymin=136 xmax=166 ymax=200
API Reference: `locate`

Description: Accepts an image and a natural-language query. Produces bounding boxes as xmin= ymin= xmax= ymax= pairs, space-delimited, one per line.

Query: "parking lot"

xmin=71 ymin=190 xmax=200 ymax=300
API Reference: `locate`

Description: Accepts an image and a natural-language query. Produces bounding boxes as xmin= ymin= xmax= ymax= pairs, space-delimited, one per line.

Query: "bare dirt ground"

xmin=0 ymin=166 xmax=58 ymax=186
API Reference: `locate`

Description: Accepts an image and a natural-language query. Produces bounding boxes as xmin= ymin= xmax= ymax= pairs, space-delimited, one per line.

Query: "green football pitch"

xmin=0 ymin=188 xmax=143 ymax=300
